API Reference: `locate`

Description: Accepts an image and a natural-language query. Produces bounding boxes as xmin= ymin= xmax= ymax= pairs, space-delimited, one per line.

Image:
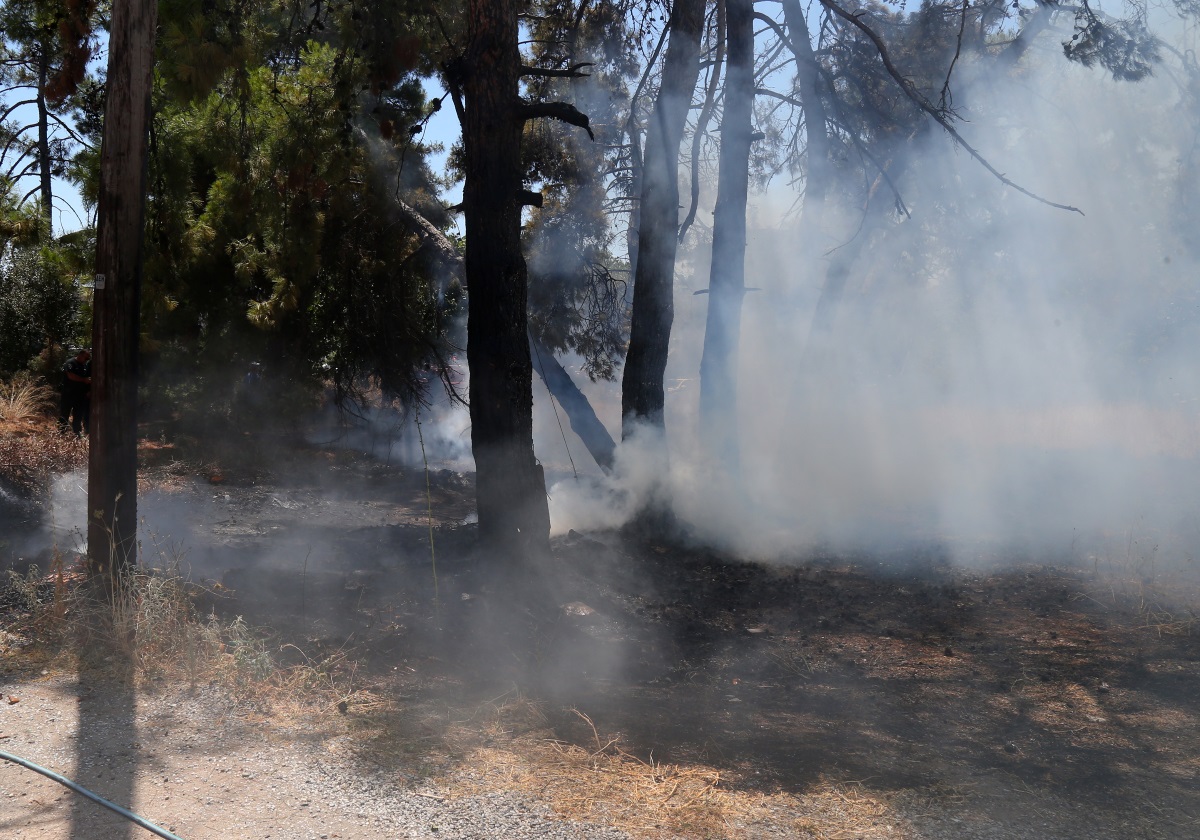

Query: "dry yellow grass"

xmin=0 ymin=374 xmax=86 ymax=494
xmin=0 ymin=372 xmax=56 ymax=427
xmin=338 ymin=692 xmax=913 ymax=840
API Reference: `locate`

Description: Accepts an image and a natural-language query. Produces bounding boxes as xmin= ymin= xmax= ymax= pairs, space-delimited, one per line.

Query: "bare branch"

xmin=5 ymin=152 xmax=36 ymax=180
xmin=46 ymin=112 xmax=96 ymax=151
xmin=756 ymin=85 xmax=909 ymax=217
xmin=819 ymin=0 xmax=1084 ymax=215
xmin=52 ymin=194 xmax=86 ymax=230
xmin=624 ymin=21 xmax=670 ymax=149
xmin=939 ymin=0 xmax=969 ymax=113
xmin=1 ymin=99 xmax=38 ymax=122
xmin=681 ymin=0 xmax=727 ymax=241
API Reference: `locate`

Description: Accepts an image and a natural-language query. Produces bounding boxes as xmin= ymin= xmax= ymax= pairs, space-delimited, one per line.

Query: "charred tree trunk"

xmin=530 ymin=335 xmax=616 ymax=472
xmin=87 ymin=0 xmax=157 ymax=575
xmin=620 ymin=0 xmax=705 ymax=436
xmin=463 ymin=0 xmax=551 ymax=556
xmin=698 ymin=0 xmax=754 ymax=476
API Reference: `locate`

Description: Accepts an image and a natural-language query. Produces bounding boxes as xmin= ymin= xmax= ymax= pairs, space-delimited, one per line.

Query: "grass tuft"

xmin=0 ymin=372 xmax=57 ymax=426
xmin=0 ymin=374 xmax=86 ymax=495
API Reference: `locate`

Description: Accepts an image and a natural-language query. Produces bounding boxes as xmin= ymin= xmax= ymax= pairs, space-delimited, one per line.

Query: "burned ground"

xmin=3 ymin=437 xmax=1199 ymax=838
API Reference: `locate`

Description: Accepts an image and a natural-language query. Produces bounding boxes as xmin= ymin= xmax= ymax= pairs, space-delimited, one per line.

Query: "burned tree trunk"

xmin=463 ymin=0 xmax=551 ymax=555
xmin=620 ymin=0 xmax=705 ymax=436
xmin=88 ymin=0 xmax=157 ymax=574
xmin=698 ymin=0 xmax=754 ymax=476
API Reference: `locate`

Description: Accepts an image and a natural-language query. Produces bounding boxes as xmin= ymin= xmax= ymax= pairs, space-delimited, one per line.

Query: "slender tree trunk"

xmin=36 ymin=47 xmax=53 ymax=232
xmin=698 ymin=0 xmax=753 ymax=476
xmin=780 ymin=0 xmax=831 ymax=207
xmin=620 ymin=0 xmax=705 ymax=435
xmin=87 ymin=0 xmax=157 ymax=575
xmin=463 ymin=0 xmax=551 ymax=555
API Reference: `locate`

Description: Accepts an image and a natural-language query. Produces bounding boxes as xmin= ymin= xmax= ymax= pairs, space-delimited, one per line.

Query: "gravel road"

xmin=0 ymin=673 xmax=630 ymax=840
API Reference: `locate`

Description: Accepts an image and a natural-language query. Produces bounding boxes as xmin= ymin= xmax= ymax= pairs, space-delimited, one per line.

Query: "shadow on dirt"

xmin=188 ymin=497 xmax=1200 ymax=832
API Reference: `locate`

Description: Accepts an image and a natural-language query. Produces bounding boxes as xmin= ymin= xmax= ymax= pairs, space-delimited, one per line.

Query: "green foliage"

xmin=0 ymin=240 xmax=85 ymax=376
xmin=0 ymin=0 xmax=102 ymax=221
xmin=0 ymin=180 xmax=41 ymax=248
xmin=140 ymin=0 xmax=458 ymax=408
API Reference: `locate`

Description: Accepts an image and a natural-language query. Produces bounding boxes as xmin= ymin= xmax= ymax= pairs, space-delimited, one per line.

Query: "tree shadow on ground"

xmin=197 ymin=519 xmax=1200 ymax=835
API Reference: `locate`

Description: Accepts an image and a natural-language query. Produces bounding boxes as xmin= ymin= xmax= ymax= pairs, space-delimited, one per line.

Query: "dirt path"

xmin=0 ymin=671 xmax=630 ymax=840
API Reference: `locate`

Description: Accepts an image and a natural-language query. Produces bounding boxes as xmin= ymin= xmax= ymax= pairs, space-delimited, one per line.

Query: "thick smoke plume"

xmin=550 ymin=29 xmax=1200 ymax=571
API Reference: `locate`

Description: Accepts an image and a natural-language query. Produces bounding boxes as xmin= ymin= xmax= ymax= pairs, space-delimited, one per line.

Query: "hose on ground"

xmin=0 ymin=748 xmax=185 ymax=840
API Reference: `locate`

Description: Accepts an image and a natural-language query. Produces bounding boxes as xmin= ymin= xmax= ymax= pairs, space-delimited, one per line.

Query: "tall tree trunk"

xmin=620 ymin=0 xmax=705 ymax=436
xmin=463 ymin=0 xmax=551 ymax=555
xmin=87 ymin=0 xmax=157 ymax=575
xmin=698 ymin=0 xmax=753 ymax=476
xmin=36 ymin=46 xmax=53 ymax=232
xmin=780 ymin=0 xmax=831 ymax=207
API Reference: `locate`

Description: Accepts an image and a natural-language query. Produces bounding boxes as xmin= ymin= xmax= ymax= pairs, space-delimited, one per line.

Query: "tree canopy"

xmin=2 ymin=0 xmax=1197 ymax=557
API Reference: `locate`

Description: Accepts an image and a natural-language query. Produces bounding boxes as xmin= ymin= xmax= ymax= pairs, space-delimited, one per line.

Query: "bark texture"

xmin=463 ymin=0 xmax=551 ymax=554
xmin=620 ymin=0 xmax=705 ymax=436
xmin=88 ymin=0 xmax=157 ymax=572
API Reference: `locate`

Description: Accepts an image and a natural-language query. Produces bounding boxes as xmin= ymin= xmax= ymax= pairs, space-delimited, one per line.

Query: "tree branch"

xmin=519 ymin=62 xmax=594 ymax=78
xmin=518 ymin=101 xmax=594 ymax=140
xmin=820 ymin=0 xmax=1084 ymax=215
xmin=939 ymin=0 xmax=970 ymax=113
xmin=1 ymin=100 xmax=38 ymax=122
xmin=680 ymin=0 xmax=727 ymax=242
xmin=392 ymin=196 xmax=464 ymax=277
xmin=5 ymin=151 xmax=36 ymax=179
xmin=46 ymin=112 xmax=96 ymax=151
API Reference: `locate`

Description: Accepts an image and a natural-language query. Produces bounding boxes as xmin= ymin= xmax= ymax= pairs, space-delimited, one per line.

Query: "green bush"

xmin=0 ymin=245 xmax=85 ymax=377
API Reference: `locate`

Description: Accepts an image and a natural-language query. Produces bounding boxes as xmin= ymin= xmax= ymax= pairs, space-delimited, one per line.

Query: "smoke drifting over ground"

xmin=550 ymin=30 xmax=1200 ymax=570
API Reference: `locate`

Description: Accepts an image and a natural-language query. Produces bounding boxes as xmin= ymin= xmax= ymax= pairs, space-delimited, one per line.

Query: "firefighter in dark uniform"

xmin=59 ymin=348 xmax=91 ymax=436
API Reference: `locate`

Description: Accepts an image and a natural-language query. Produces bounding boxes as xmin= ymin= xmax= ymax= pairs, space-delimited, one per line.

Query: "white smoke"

xmin=546 ymin=22 xmax=1200 ymax=570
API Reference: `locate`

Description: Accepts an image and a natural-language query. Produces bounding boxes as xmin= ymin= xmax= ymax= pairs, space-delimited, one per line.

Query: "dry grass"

xmin=0 ymin=372 xmax=56 ymax=427
xmin=1076 ymin=539 xmax=1200 ymax=637
xmin=0 ymin=374 xmax=86 ymax=495
xmin=0 ymin=547 xmax=378 ymax=732
xmin=343 ymin=691 xmax=909 ymax=840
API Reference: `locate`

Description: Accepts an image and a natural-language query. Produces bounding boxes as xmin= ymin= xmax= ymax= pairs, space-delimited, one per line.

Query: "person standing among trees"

xmin=58 ymin=348 xmax=92 ymax=437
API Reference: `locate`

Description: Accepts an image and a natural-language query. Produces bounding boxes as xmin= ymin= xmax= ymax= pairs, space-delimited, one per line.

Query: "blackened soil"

xmin=5 ymin=439 xmax=1200 ymax=838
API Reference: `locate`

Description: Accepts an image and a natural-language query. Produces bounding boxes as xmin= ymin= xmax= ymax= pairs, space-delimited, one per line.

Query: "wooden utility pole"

xmin=87 ymin=0 xmax=157 ymax=574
